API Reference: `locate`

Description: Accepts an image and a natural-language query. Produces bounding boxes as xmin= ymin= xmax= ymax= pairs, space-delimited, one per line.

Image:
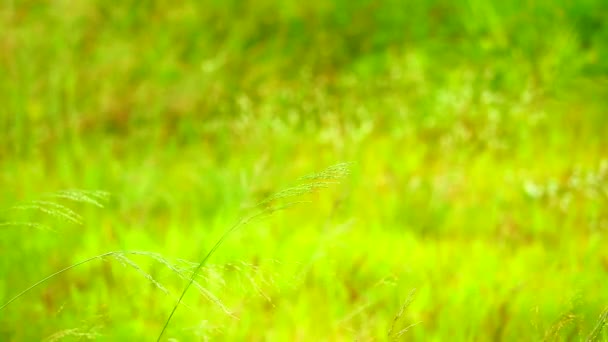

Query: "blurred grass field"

xmin=1 ymin=0 xmax=608 ymax=340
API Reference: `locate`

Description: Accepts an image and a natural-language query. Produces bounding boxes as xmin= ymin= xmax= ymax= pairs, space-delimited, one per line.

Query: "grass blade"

xmin=586 ymin=307 xmax=608 ymax=342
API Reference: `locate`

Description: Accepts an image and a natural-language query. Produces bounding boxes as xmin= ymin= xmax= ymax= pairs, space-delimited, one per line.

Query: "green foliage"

xmin=157 ymin=163 xmax=350 ymax=340
xmin=1 ymin=0 xmax=607 ymax=340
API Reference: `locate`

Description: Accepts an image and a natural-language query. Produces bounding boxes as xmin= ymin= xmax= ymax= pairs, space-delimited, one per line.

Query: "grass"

xmin=156 ymin=162 xmax=351 ymax=340
xmin=1 ymin=0 xmax=608 ymax=340
xmin=1 ymin=165 xmax=350 ymax=340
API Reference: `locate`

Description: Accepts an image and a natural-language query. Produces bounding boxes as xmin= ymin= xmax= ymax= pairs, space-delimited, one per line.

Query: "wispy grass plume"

xmin=257 ymin=162 xmax=351 ymax=209
xmin=0 ymin=221 xmax=53 ymax=231
xmin=388 ymin=289 xmax=419 ymax=341
xmin=1 ymin=189 xmax=110 ymax=229
xmin=11 ymin=200 xmax=84 ymax=225
xmin=46 ymin=190 xmax=111 ymax=208
xmin=543 ymin=312 xmax=578 ymax=341
xmin=43 ymin=323 xmax=103 ymax=342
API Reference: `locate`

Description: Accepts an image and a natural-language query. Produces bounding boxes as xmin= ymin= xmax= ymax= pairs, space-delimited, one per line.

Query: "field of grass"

xmin=1 ymin=1 xmax=608 ymax=340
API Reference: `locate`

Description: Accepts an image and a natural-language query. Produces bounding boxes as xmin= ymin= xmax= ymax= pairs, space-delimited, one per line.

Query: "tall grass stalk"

xmin=586 ymin=307 xmax=608 ymax=342
xmin=387 ymin=288 xmax=418 ymax=341
xmin=0 ymin=250 xmax=233 ymax=314
xmin=156 ymin=162 xmax=351 ymax=340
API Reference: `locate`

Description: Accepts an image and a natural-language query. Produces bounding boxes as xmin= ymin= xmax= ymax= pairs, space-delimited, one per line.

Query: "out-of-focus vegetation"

xmin=1 ymin=0 xmax=607 ymax=340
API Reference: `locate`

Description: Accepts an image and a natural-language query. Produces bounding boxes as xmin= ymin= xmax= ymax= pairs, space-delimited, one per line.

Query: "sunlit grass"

xmin=1 ymin=0 xmax=607 ymax=340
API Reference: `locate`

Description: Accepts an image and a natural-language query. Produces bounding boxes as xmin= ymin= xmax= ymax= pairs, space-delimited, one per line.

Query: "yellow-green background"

xmin=1 ymin=1 xmax=607 ymax=340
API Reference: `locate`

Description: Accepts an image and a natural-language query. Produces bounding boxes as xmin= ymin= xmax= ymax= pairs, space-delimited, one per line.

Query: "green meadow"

xmin=1 ymin=1 xmax=607 ymax=340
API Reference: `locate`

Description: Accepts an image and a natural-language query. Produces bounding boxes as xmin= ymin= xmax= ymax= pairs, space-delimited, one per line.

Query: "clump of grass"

xmin=0 ymin=164 xmax=351 ymax=339
xmin=157 ymin=162 xmax=352 ymax=340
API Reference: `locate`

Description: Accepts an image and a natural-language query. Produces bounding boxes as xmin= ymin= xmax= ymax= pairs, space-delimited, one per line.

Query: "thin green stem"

xmin=0 ymin=251 xmax=115 ymax=311
xmin=156 ymin=211 xmax=265 ymax=341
